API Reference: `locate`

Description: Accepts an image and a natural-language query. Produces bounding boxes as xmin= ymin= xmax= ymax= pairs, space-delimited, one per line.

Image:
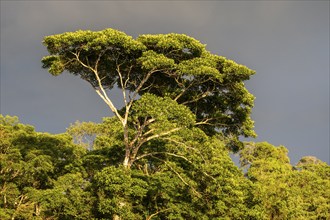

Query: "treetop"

xmin=42 ymin=28 xmax=256 ymax=151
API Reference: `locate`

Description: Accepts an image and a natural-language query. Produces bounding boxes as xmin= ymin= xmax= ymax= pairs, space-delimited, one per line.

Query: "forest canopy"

xmin=1 ymin=28 xmax=329 ymax=219
xmin=1 ymin=114 xmax=329 ymax=219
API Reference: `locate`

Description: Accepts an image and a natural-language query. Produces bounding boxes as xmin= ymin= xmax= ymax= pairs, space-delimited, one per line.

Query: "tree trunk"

xmin=35 ymin=203 xmax=41 ymax=216
xmin=113 ymin=214 xmax=121 ymax=220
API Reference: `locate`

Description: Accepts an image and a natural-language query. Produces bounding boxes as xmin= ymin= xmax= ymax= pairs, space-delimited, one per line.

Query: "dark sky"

xmin=1 ymin=1 xmax=329 ymax=164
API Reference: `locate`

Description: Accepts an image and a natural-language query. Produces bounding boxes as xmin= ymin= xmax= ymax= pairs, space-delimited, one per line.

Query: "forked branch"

xmin=72 ymin=50 xmax=124 ymax=124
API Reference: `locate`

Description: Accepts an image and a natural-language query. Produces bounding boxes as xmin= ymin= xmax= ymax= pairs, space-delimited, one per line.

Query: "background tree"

xmin=240 ymin=142 xmax=330 ymax=219
xmin=293 ymin=156 xmax=330 ymax=219
xmin=0 ymin=114 xmax=88 ymax=219
xmin=67 ymin=121 xmax=100 ymax=150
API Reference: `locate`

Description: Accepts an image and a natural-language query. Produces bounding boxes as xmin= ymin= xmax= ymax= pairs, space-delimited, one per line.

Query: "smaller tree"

xmin=67 ymin=121 xmax=100 ymax=150
xmin=240 ymin=142 xmax=330 ymax=219
xmin=0 ymin=114 xmax=88 ymax=220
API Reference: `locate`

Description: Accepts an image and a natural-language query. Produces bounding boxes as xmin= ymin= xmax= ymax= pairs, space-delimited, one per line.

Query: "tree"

xmin=0 ymin=114 xmax=87 ymax=220
xmin=67 ymin=120 xmax=100 ymax=150
xmin=293 ymin=156 xmax=330 ymax=219
xmin=240 ymin=142 xmax=330 ymax=219
xmin=42 ymin=28 xmax=256 ymax=169
xmin=240 ymin=142 xmax=297 ymax=219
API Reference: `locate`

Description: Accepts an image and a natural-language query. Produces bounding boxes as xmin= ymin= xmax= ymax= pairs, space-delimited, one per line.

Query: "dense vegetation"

xmin=1 ymin=115 xmax=329 ymax=219
xmin=1 ymin=28 xmax=329 ymax=219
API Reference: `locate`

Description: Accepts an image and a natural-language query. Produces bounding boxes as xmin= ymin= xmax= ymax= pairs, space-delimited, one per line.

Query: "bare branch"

xmin=72 ymin=51 xmax=124 ymax=124
xmin=195 ymin=117 xmax=230 ymax=127
xmin=127 ymin=69 xmax=156 ymax=110
xmin=177 ymin=76 xmax=216 ymax=104
xmin=144 ymin=127 xmax=181 ymax=142
xmin=94 ymin=90 xmax=124 ymax=124
xmin=129 ymin=124 xmax=181 ymax=167
xmin=180 ymin=89 xmax=212 ymax=105
xmin=125 ymin=64 xmax=134 ymax=88
xmin=116 ymin=62 xmax=128 ymax=107
xmin=127 ymin=67 xmax=170 ymax=112
xmin=195 ymin=118 xmax=215 ymax=125
xmin=140 ymin=81 xmax=155 ymax=92
xmin=140 ymin=128 xmax=155 ymax=138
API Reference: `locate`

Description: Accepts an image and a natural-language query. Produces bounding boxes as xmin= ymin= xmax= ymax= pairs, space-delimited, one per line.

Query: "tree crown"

xmin=42 ymin=28 xmax=256 ymax=151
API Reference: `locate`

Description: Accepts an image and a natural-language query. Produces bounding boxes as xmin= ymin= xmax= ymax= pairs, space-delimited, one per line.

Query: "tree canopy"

xmin=1 ymin=115 xmax=329 ymax=219
xmin=42 ymin=28 xmax=256 ymax=163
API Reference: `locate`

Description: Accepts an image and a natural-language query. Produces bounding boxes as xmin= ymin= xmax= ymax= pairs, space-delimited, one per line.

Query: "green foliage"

xmin=42 ymin=28 xmax=146 ymax=90
xmin=130 ymin=93 xmax=195 ymax=131
xmin=27 ymin=173 xmax=94 ymax=219
xmin=240 ymin=142 xmax=330 ymax=219
xmin=0 ymin=114 xmax=87 ymax=219
xmin=1 ymin=115 xmax=329 ymax=219
xmin=240 ymin=142 xmax=290 ymax=168
xmin=42 ymin=28 xmax=256 ymax=151
xmin=177 ymin=55 xmax=222 ymax=79
xmin=94 ymin=167 xmax=148 ymax=219
xmin=138 ymin=50 xmax=176 ymax=71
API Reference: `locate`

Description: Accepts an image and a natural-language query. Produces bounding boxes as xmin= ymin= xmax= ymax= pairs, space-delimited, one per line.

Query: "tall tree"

xmin=42 ymin=28 xmax=256 ymax=168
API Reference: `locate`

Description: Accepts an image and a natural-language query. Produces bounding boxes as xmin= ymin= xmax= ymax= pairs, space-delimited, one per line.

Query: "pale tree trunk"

xmin=113 ymin=214 xmax=121 ymax=220
xmin=35 ymin=203 xmax=41 ymax=217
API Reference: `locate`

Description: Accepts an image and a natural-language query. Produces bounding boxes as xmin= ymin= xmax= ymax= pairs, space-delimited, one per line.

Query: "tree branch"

xmin=129 ymin=118 xmax=155 ymax=147
xmin=180 ymin=89 xmax=212 ymax=105
xmin=129 ymin=125 xmax=181 ymax=167
xmin=144 ymin=127 xmax=181 ymax=142
xmin=151 ymin=156 xmax=201 ymax=198
xmin=146 ymin=208 xmax=171 ymax=220
xmin=126 ymin=69 xmax=157 ymax=112
xmin=134 ymin=152 xmax=192 ymax=163
xmin=161 ymin=137 xmax=206 ymax=162
xmin=178 ymin=77 xmax=216 ymax=104
xmin=72 ymin=51 xmax=124 ymax=124
xmin=116 ymin=63 xmax=128 ymax=107
xmin=174 ymin=78 xmax=196 ymax=101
